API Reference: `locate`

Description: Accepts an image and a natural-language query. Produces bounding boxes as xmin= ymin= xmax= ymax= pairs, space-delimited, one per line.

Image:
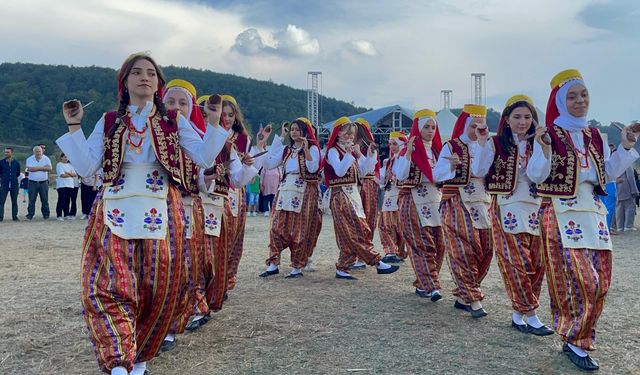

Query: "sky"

xmin=2 ymin=0 xmax=639 ymax=124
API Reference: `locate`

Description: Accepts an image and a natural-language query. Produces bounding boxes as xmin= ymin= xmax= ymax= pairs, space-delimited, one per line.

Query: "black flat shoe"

xmin=511 ymin=321 xmax=528 ymax=333
xmin=223 ymin=292 xmax=228 ymax=301
xmin=335 ymin=273 xmax=358 ymax=280
xmin=564 ymin=343 xmax=599 ymax=371
xmin=382 ymin=255 xmax=403 ymax=264
xmin=376 ymin=265 xmax=399 ymax=274
xmin=259 ymin=269 xmax=279 ymax=277
xmin=430 ymin=291 xmax=442 ymax=302
xmin=185 ymin=317 xmax=206 ymax=331
xmin=415 ymin=289 xmax=431 ymax=298
xmin=159 ymin=339 xmax=176 ymax=353
xmin=470 ymin=307 xmax=488 ymax=318
xmin=285 ymin=272 xmax=303 ymax=279
xmin=528 ymin=325 xmax=554 ymax=336
xmin=350 ymin=264 xmax=367 ymax=270
xmin=454 ymin=300 xmax=471 ymax=311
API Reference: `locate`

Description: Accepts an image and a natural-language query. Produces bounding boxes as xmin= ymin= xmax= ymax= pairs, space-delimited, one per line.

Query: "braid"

xmin=154 ymin=92 xmax=174 ymax=127
xmin=108 ymin=90 xmax=130 ymax=138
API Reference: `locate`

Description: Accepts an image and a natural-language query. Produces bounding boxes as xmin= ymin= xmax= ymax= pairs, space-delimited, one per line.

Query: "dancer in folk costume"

xmin=378 ymin=131 xmax=408 ymax=264
xmin=394 ymin=110 xmax=445 ymax=301
xmin=185 ymin=95 xmax=258 ymax=329
xmin=350 ymin=118 xmax=380 ymax=270
xmin=222 ymin=95 xmax=264 ymax=293
xmin=259 ymin=117 xmax=321 ymax=278
xmin=302 ymin=122 xmax=324 ymax=272
xmin=527 ymin=69 xmax=639 ymax=371
xmin=324 ymin=117 xmax=399 ymax=280
xmin=57 ymin=53 xmax=229 ymax=375
xmin=434 ymin=104 xmax=493 ymax=318
xmin=473 ymin=95 xmax=553 ymax=336
xmin=159 ymin=79 xmax=208 ymax=351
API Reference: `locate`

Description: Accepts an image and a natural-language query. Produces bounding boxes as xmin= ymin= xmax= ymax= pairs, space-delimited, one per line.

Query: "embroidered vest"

xmin=325 ymin=146 xmax=359 ymax=187
xmin=381 ymin=157 xmax=398 ymax=191
xmin=230 ymin=131 xmax=249 ymax=158
xmin=283 ymin=147 xmax=319 ymax=182
xmin=180 ymin=153 xmax=200 ymax=195
xmin=102 ymin=110 xmax=182 ymax=186
xmin=210 ymin=143 xmax=233 ymax=197
xmin=536 ymin=126 xmax=606 ymax=197
xmin=442 ymin=138 xmax=471 ymax=187
xmin=485 ymin=136 xmax=521 ymax=194
xmin=359 ymin=144 xmax=376 ymax=179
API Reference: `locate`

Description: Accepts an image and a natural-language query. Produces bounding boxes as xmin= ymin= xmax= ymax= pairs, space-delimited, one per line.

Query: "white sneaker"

xmin=253 ymin=212 xmax=257 ymax=217
xmin=56 ymin=217 xmax=64 ymax=222
xmin=80 ymin=214 xmax=88 ymax=220
xmin=263 ymin=211 xmax=269 ymax=217
xmin=625 ymin=227 xmax=637 ymax=231
xmin=69 ymin=216 xmax=77 ymax=220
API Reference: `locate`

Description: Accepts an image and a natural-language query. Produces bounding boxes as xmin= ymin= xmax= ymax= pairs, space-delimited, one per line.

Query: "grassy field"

xmin=0 ymin=190 xmax=639 ymax=374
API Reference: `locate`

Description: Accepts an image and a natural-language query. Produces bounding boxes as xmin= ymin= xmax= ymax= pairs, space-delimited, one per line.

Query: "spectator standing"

xmin=260 ymin=166 xmax=281 ymax=217
xmin=79 ymin=169 xmax=102 ymax=219
xmin=69 ymin=169 xmax=80 ymax=219
xmin=0 ymin=147 xmax=21 ymax=221
xmin=616 ymin=165 xmax=639 ymax=232
xmin=19 ymin=171 xmax=29 ymax=203
xmin=25 ymin=145 xmax=52 ymax=220
xmin=602 ymin=144 xmax=618 ymax=232
xmin=247 ymin=175 xmax=261 ymax=217
xmin=55 ymin=153 xmax=77 ymax=221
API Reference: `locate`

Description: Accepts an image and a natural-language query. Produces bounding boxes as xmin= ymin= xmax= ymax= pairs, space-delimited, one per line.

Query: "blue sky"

xmin=2 ymin=0 xmax=639 ymax=124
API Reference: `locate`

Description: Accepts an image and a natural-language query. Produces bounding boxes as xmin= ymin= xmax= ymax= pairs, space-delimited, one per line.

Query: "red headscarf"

xmin=400 ymin=109 xmax=442 ymax=183
xmin=163 ymin=79 xmax=207 ymax=137
xmin=324 ymin=117 xmax=353 ymax=185
xmin=450 ymin=104 xmax=487 ymax=140
xmin=354 ymin=118 xmax=380 ymax=178
xmin=294 ymin=117 xmax=319 ymax=148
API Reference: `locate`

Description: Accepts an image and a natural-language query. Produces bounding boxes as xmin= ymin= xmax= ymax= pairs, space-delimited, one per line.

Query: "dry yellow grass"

xmin=0 ymin=190 xmax=639 ymax=374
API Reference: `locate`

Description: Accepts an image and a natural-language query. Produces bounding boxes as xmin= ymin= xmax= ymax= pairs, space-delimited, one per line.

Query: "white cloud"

xmin=345 ymin=40 xmax=379 ymax=57
xmin=231 ymin=24 xmax=320 ymax=57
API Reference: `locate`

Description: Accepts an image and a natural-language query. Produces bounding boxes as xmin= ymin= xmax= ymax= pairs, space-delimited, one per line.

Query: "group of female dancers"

xmin=56 ymin=52 xmax=638 ymax=374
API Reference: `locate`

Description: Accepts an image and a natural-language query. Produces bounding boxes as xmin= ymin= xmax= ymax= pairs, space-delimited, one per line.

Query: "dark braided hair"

xmin=153 ymin=91 xmax=173 ymax=126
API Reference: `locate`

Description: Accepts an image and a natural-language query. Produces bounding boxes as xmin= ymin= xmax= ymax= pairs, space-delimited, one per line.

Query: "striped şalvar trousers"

xmin=266 ymin=182 xmax=319 ymax=268
xmin=360 ymin=178 xmax=379 ymax=243
xmin=441 ymin=193 xmax=493 ymax=303
xmin=188 ymin=196 xmax=208 ymax=317
xmin=491 ymin=202 xmax=544 ymax=314
xmin=303 ymin=182 xmax=323 ymax=260
xmin=81 ymin=185 xmax=185 ymax=373
xmin=226 ymin=187 xmax=246 ymax=291
xmin=399 ymin=192 xmax=444 ymax=292
xmin=205 ymin=199 xmax=234 ymax=312
xmin=540 ymin=201 xmax=612 ymax=350
xmin=379 ymin=208 xmax=407 ymax=258
xmin=331 ymin=187 xmax=382 ymax=272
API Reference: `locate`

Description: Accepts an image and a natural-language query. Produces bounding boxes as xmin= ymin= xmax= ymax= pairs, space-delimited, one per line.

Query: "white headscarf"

xmin=554 ymin=79 xmax=588 ymax=132
xmin=418 ymin=116 xmax=437 ymax=149
xmin=163 ymin=86 xmax=193 ymax=119
xmin=459 ymin=117 xmax=473 ymax=144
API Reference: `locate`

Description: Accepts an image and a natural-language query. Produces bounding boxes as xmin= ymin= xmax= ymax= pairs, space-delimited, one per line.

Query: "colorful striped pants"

xmin=492 ymin=203 xmax=544 ymax=314
xmin=303 ymin=182 xmax=323 ymax=260
xmin=81 ymin=186 xmax=185 ymax=373
xmin=266 ymin=183 xmax=319 ymax=269
xmin=331 ymin=187 xmax=382 ymax=272
xmin=227 ymin=187 xmax=246 ymax=291
xmin=399 ymin=193 xmax=444 ymax=292
xmin=379 ymin=209 xmax=407 ymax=258
xmin=540 ymin=202 xmax=612 ymax=350
xmin=441 ymin=194 xmax=493 ymax=303
xmin=188 ymin=196 xmax=208 ymax=317
xmin=205 ymin=199 xmax=233 ymax=312
xmin=360 ymin=178 xmax=379 ymax=243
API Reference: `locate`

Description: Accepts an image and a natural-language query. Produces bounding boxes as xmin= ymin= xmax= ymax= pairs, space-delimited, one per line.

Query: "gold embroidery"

xmin=149 ymin=114 xmax=182 ymax=184
xmin=102 ymin=117 xmax=127 ymax=186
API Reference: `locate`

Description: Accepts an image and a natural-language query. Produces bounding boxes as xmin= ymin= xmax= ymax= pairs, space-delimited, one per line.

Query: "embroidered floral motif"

xmin=416 ymin=185 xmax=429 ymax=198
xmin=420 ymin=205 xmax=432 ymax=219
xmin=384 ymin=198 xmax=392 ymax=208
xmin=290 ymin=196 xmax=301 ymax=209
xmin=344 ymin=186 xmax=354 ymax=194
xmin=145 ymin=170 xmax=165 ymax=192
xmin=529 ymin=184 xmax=539 ymax=199
xmin=528 ymin=212 xmax=540 ymax=231
xmin=593 ymin=193 xmax=603 ymax=210
xmin=229 ymin=195 xmax=238 ymax=211
xmin=184 ymin=214 xmax=191 ymax=232
xmin=597 ymin=221 xmax=610 ymax=242
xmin=205 ymin=213 xmax=219 ymax=231
xmin=564 ymin=220 xmax=583 ymax=242
xmin=276 ymin=198 xmax=283 ymax=209
xmin=143 ymin=208 xmax=163 ymax=232
xmin=463 ymin=182 xmax=476 ymax=195
xmin=559 ymin=197 xmax=578 ymax=207
xmin=106 ymin=208 xmax=125 ymax=227
xmin=469 ymin=206 xmax=481 ymax=221
xmin=503 ymin=212 xmax=518 ymax=230
xmin=294 ymin=177 xmax=305 ymax=188
xmin=108 ymin=174 xmax=126 ymax=194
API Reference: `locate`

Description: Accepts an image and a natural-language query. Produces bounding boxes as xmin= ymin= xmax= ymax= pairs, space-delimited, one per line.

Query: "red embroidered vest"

xmin=485 ymin=136 xmax=522 ymax=194
xmin=382 ymin=157 xmax=398 ymax=190
xmin=283 ymin=147 xmax=319 ymax=182
xmin=442 ymin=138 xmax=471 ymax=187
xmin=536 ymin=126 xmax=606 ymax=197
xmin=211 ymin=143 xmax=233 ymax=197
xmin=180 ymin=153 xmax=200 ymax=195
xmin=324 ymin=146 xmax=359 ymax=187
xmin=230 ymin=131 xmax=249 ymax=158
xmin=359 ymin=144 xmax=376 ymax=179
xmin=102 ymin=110 xmax=182 ymax=186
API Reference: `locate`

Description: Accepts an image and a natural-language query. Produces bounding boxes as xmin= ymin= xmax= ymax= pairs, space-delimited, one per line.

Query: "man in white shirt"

xmin=25 ymin=146 xmax=52 ymax=220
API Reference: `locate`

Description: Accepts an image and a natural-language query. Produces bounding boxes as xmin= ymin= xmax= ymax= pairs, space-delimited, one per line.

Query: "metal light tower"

xmin=307 ymin=72 xmax=322 ymax=129
xmin=441 ymin=90 xmax=453 ymax=110
xmin=471 ymin=73 xmax=486 ymax=105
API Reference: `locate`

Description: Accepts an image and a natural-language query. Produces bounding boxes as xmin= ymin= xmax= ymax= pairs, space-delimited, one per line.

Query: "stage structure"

xmin=471 ymin=73 xmax=486 ymax=105
xmin=307 ymin=71 xmax=324 ymax=137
